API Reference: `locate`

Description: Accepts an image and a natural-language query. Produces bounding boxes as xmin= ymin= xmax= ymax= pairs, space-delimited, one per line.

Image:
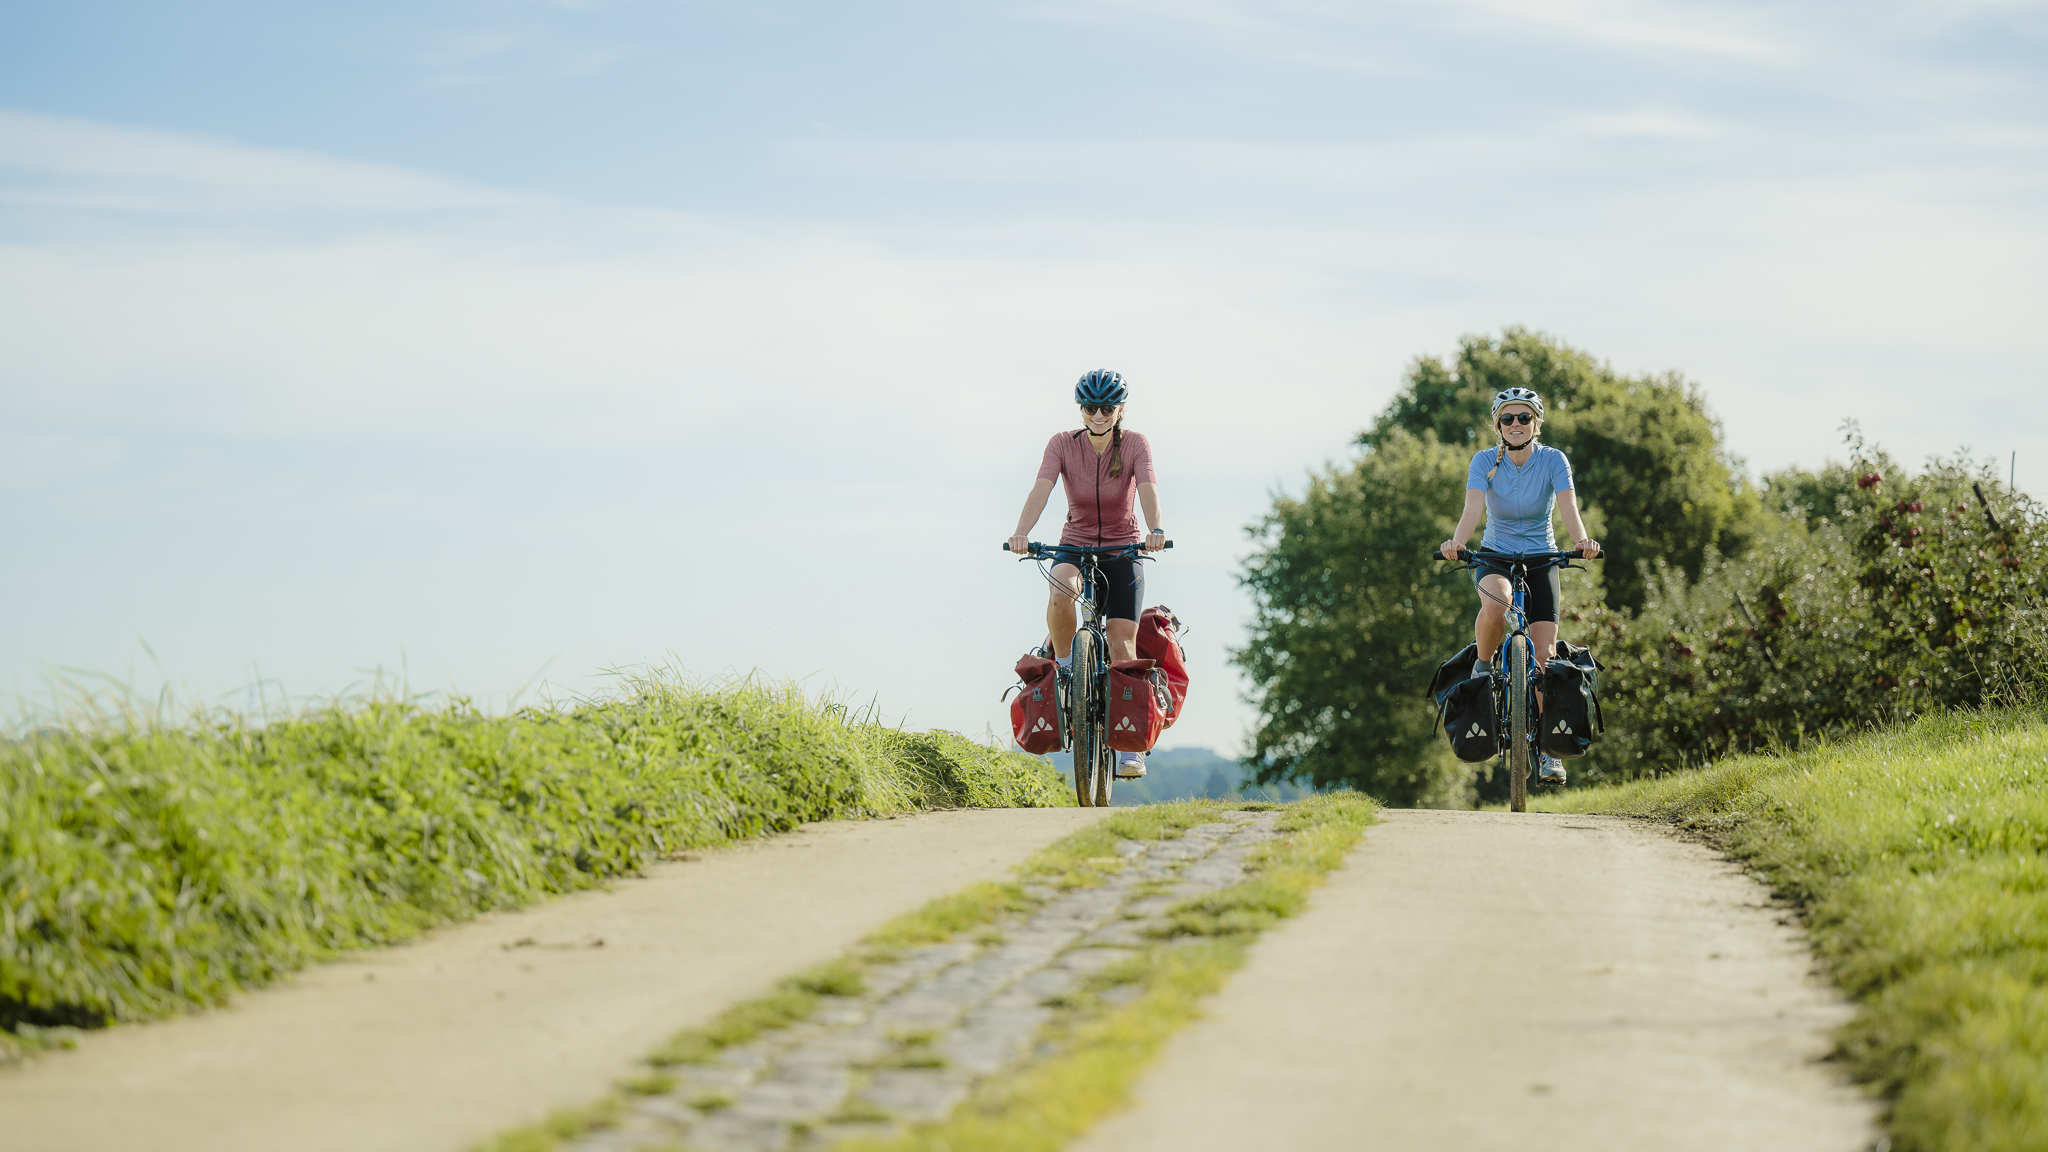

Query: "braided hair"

xmin=1109 ymin=415 xmax=1125 ymax=478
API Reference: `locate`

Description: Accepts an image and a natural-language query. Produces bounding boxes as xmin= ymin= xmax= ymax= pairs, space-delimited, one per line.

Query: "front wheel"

xmin=1507 ymin=633 xmax=1531 ymax=813
xmin=1068 ymin=630 xmax=1099 ymax=807
xmin=1091 ymin=720 xmax=1114 ymax=808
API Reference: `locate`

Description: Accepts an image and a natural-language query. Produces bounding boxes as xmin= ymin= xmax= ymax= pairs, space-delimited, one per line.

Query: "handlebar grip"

xmin=1163 ymin=540 xmax=1174 ymax=549
xmin=1430 ymin=549 xmax=1474 ymax=561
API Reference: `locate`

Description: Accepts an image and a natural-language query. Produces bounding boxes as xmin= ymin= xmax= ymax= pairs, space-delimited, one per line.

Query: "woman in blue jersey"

xmin=1438 ymin=387 xmax=1599 ymax=784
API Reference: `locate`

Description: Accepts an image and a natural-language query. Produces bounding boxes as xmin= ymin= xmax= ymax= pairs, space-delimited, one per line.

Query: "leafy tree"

xmin=1234 ymin=429 xmax=1472 ymax=806
xmin=1361 ymin=327 xmax=1768 ymax=612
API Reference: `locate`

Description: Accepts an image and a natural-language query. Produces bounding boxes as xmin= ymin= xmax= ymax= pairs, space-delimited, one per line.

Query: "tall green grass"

xmin=1534 ymin=705 xmax=2048 ymax=1152
xmin=0 ymin=670 xmax=1068 ymax=1035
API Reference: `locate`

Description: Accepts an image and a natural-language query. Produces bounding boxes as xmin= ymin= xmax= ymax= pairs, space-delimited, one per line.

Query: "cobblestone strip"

xmin=569 ymin=810 xmax=1281 ymax=1152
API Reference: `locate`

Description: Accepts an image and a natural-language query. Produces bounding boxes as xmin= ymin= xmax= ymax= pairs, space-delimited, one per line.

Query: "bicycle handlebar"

xmin=1001 ymin=540 xmax=1174 ymax=554
xmin=1431 ymin=547 xmax=1602 ymax=562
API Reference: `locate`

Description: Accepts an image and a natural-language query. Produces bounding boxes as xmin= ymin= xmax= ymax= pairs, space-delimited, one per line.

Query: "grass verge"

xmin=1 ymin=668 xmax=1069 ymax=1040
xmin=473 ymin=794 xmax=1376 ymax=1152
xmin=1531 ymin=704 xmax=2048 ymax=1152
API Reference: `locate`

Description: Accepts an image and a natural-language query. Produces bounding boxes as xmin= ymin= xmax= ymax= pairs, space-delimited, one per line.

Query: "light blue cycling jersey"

xmin=1467 ymin=443 xmax=1574 ymax=552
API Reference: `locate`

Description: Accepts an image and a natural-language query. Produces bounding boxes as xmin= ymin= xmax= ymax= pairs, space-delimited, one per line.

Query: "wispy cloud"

xmin=0 ymin=109 xmax=535 ymax=213
xmin=1563 ymin=108 xmax=1728 ymax=138
xmin=416 ymin=21 xmax=653 ymax=87
xmin=775 ymin=116 xmax=1735 ymax=189
xmin=0 ymin=432 xmax=127 ymax=490
xmin=1026 ymin=0 xmax=1795 ymax=65
xmin=1440 ymin=0 xmax=1792 ymax=62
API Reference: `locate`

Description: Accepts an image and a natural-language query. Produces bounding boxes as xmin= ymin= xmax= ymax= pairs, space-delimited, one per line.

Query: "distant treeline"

xmin=1235 ymin=327 xmax=2044 ymax=806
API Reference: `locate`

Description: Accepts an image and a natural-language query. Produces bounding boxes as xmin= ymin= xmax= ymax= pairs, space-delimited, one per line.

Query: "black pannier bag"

xmin=1428 ymin=645 xmax=1499 ymax=764
xmin=1427 ymin=643 xmax=1479 ymax=704
xmin=1441 ymin=677 xmax=1500 ymax=763
xmin=1538 ymin=641 xmax=1605 ymax=759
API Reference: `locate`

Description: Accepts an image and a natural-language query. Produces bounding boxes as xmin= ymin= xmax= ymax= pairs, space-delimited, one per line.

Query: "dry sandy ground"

xmin=0 ymin=807 xmax=1109 ymax=1152
xmin=1072 ymin=808 xmax=1882 ymax=1152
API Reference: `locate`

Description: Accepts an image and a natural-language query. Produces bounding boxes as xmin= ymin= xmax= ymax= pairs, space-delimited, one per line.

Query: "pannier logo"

xmin=1032 ymin=718 xmax=1056 ymax=732
xmin=1551 ymin=720 xmax=1572 ymax=734
xmin=1114 ymin=716 xmax=1139 ymax=732
xmin=1464 ymin=723 xmax=1484 ymax=738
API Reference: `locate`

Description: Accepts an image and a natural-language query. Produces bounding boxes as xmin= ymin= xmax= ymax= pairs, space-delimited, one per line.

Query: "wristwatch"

xmin=1148 ymin=528 xmax=1165 ymax=535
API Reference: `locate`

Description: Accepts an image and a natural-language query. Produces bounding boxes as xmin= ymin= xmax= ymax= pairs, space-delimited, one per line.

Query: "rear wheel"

xmin=1068 ymin=630 xmax=1099 ymax=807
xmin=1507 ymin=633 xmax=1531 ymax=813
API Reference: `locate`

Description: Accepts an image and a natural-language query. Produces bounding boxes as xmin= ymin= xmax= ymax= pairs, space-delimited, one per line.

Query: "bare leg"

xmin=1106 ymin=618 xmax=1139 ymax=664
xmin=1474 ymin=573 xmax=1511 ymax=661
xmin=1046 ymin=564 xmax=1081 ymax=658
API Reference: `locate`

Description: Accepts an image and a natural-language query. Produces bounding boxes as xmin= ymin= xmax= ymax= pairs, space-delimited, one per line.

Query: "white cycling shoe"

xmin=1537 ymin=755 xmax=1567 ymax=785
xmin=1115 ymin=751 xmax=1147 ymax=779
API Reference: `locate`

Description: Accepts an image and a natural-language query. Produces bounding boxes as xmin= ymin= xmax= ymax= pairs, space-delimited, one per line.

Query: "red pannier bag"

xmin=1135 ymin=606 xmax=1190 ymax=728
xmin=1007 ymin=653 xmax=1064 ymax=754
xmin=1105 ymin=659 xmax=1171 ymax=753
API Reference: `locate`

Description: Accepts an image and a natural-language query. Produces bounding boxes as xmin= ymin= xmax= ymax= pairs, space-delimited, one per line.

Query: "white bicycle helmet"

xmin=1482 ymin=386 xmax=1545 ymax=488
xmin=1491 ymin=387 xmax=1544 ymax=419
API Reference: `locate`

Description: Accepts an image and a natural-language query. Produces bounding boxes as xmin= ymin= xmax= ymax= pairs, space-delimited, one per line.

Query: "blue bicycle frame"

xmin=1436 ymin=547 xmax=1598 ymax=812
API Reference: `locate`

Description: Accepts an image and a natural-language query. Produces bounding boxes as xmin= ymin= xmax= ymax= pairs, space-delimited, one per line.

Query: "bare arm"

xmin=1138 ymin=482 xmax=1164 ymax=551
xmin=1439 ymin=489 xmax=1486 ymax=560
xmin=1556 ymin=490 xmax=1600 ymax=557
xmin=1008 ymin=477 xmax=1056 ymax=554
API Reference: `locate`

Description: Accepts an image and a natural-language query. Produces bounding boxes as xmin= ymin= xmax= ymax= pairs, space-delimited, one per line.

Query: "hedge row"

xmin=1568 ymin=448 xmax=2044 ymax=780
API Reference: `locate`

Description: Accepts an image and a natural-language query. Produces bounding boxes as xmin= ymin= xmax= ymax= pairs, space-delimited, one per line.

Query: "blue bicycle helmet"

xmin=1075 ymin=370 xmax=1128 ymax=407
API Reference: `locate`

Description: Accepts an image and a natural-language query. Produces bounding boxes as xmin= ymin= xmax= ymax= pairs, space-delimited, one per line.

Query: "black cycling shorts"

xmin=1472 ymin=555 xmax=1564 ymax=624
xmin=1048 ymin=548 xmax=1146 ymax=623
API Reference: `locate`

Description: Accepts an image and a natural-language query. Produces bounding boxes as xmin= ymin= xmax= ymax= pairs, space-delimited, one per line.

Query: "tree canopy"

xmin=1234 ymin=428 xmax=1474 ymax=805
xmin=1361 ymin=326 xmax=1767 ymax=612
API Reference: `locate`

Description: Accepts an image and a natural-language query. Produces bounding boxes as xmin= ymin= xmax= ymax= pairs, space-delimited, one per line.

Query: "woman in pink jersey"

xmin=1006 ymin=369 xmax=1166 ymax=778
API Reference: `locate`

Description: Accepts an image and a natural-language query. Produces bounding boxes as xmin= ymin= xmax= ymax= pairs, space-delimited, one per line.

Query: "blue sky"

xmin=1 ymin=1 xmax=2042 ymax=751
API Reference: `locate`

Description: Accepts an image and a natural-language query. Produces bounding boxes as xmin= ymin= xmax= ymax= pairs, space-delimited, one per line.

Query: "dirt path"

xmin=0 ymin=808 xmax=1109 ymax=1152
xmin=1071 ymin=808 xmax=1881 ymax=1152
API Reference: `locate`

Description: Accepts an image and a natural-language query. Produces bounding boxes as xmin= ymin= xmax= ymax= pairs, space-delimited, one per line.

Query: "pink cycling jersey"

xmin=1037 ymin=429 xmax=1157 ymax=547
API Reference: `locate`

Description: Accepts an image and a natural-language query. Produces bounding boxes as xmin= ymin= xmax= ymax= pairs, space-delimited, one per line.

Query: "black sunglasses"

xmin=1497 ymin=412 xmax=1536 ymax=426
xmin=1081 ymin=403 xmax=1120 ymax=415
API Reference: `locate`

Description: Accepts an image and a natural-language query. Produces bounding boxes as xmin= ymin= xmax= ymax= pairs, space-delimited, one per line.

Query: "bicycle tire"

xmin=1068 ymin=630 xmax=1099 ymax=807
xmin=1092 ymin=717 xmax=1114 ymax=807
xmin=1508 ymin=633 xmax=1531 ymax=813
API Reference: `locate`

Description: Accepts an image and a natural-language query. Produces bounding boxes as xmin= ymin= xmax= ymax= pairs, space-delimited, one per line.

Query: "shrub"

xmin=1575 ymin=446 xmax=2045 ymax=780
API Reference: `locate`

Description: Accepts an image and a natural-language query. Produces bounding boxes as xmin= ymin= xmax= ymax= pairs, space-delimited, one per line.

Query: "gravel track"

xmin=1070 ymin=808 xmax=1883 ymax=1152
xmin=0 ymin=808 xmax=1109 ymax=1152
xmin=570 ymin=809 xmax=1281 ymax=1152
